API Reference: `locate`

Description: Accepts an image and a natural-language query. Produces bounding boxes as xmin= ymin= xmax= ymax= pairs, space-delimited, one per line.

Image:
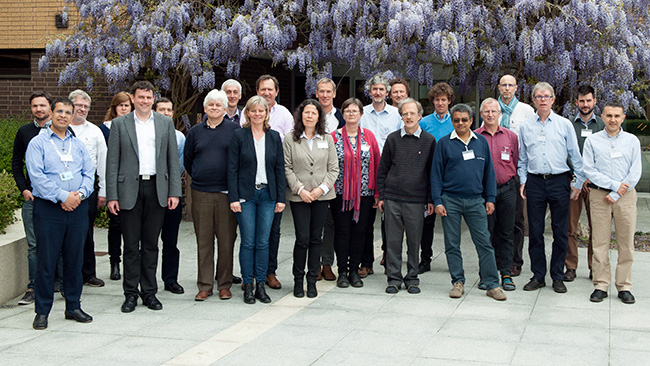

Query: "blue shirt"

xmin=583 ymin=128 xmax=642 ymax=201
xmin=359 ymin=103 xmax=402 ymax=152
xmin=175 ymin=130 xmax=186 ymax=175
xmin=25 ymin=127 xmax=95 ymax=204
xmin=419 ymin=112 xmax=453 ymax=141
xmin=517 ymin=111 xmax=585 ymax=189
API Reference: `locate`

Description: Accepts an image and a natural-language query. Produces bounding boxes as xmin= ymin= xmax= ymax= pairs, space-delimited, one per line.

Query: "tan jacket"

xmin=283 ymin=132 xmax=339 ymax=202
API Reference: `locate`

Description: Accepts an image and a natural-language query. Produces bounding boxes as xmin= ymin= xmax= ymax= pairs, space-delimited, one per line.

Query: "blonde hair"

xmin=242 ymin=96 xmax=270 ymax=131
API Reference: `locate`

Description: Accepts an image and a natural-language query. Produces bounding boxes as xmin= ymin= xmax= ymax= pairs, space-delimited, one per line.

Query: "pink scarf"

xmin=341 ymin=126 xmax=363 ymax=222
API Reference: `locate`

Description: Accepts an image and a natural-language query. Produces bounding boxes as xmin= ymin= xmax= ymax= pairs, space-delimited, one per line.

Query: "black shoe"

xmin=293 ymin=281 xmax=304 ymax=298
xmin=243 ymin=284 xmax=255 ymax=304
xmin=307 ymin=282 xmax=318 ymax=298
xmin=590 ymin=289 xmax=608 ymax=302
xmin=407 ymin=285 xmax=421 ymax=294
xmin=563 ymin=269 xmax=576 ymax=282
xmin=618 ymin=291 xmax=636 ymax=304
xmin=33 ymin=314 xmax=48 ymax=330
xmin=121 ymin=294 xmax=138 ymax=313
xmin=232 ymin=275 xmax=243 ymax=284
xmin=255 ymin=283 xmax=271 ymax=303
xmin=349 ymin=271 xmax=363 ymax=288
xmin=164 ymin=281 xmax=185 ymax=294
xmin=417 ymin=262 xmax=431 ymax=274
xmin=84 ymin=276 xmax=105 ymax=287
xmin=385 ymin=285 xmax=399 ymax=294
xmin=18 ymin=289 xmax=35 ymax=305
xmin=110 ymin=263 xmax=121 ymax=281
xmin=64 ymin=308 xmax=93 ymax=323
xmin=523 ymin=278 xmax=546 ymax=291
xmin=337 ymin=273 xmax=350 ymax=288
xmin=552 ymin=280 xmax=567 ymax=293
xmin=142 ymin=295 xmax=163 ymax=310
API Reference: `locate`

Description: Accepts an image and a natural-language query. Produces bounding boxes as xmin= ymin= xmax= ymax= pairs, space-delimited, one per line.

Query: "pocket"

xmin=117 ymin=175 xmax=125 ymax=183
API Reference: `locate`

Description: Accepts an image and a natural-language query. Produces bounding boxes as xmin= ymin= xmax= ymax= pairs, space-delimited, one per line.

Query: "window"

xmin=0 ymin=50 xmax=31 ymax=78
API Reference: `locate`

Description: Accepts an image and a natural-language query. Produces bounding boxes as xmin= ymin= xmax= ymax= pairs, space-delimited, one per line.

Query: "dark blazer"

xmin=106 ymin=111 xmax=182 ymax=210
xmin=228 ymin=127 xmax=286 ymax=204
xmin=334 ymin=108 xmax=345 ymax=129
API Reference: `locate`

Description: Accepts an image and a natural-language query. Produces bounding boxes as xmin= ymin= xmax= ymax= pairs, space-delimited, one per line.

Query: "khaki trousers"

xmin=589 ymin=188 xmax=636 ymax=292
xmin=191 ymin=189 xmax=238 ymax=292
xmin=566 ymin=189 xmax=593 ymax=270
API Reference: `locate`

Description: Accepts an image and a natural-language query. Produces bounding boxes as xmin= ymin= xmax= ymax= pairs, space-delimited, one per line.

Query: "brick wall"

xmin=0 ymin=0 xmax=77 ymax=49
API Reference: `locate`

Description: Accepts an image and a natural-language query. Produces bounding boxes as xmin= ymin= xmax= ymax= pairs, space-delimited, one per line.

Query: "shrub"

xmin=95 ymin=206 xmax=109 ymax=228
xmin=623 ymin=119 xmax=650 ymax=136
xmin=0 ymin=117 xmax=28 ymax=173
xmin=0 ymin=170 xmax=23 ymax=234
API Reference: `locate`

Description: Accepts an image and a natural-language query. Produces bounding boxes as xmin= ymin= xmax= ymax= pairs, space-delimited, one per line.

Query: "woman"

xmin=185 ymin=89 xmax=240 ymax=301
xmin=331 ymin=98 xmax=381 ymax=288
xmin=228 ymin=96 xmax=286 ymax=304
xmin=284 ymin=100 xmax=338 ymax=298
xmin=101 ymin=92 xmax=133 ymax=281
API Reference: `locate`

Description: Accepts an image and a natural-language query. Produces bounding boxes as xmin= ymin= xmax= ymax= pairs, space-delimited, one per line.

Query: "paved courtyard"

xmin=2 ymin=195 xmax=650 ymax=365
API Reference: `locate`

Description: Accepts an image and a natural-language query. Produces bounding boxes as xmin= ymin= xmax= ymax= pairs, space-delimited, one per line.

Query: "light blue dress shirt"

xmin=25 ymin=127 xmax=95 ymax=204
xmin=583 ymin=128 xmax=642 ymax=201
xmin=175 ymin=129 xmax=186 ymax=175
xmin=517 ymin=111 xmax=585 ymax=189
xmin=359 ymin=103 xmax=403 ymax=152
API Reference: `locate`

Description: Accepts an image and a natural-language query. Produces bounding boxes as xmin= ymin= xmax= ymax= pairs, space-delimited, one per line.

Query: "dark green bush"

xmin=95 ymin=206 xmax=109 ymax=228
xmin=0 ymin=117 xmax=27 ymax=172
xmin=0 ymin=170 xmax=24 ymax=233
xmin=623 ymin=119 xmax=650 ymax=136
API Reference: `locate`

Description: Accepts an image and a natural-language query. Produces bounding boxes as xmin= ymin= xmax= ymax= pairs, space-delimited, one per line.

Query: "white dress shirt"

xmin=70 ymin=120 xmax=107 ymax=197
xmin=134 ymin=112 xmax=157 ymax=175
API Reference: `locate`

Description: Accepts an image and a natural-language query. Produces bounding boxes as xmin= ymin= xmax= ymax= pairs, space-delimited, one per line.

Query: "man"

xmin=564 ymin=85 xmax=605 ymax=282
xmin=68 ymin=90 xmax=107 ymax=288
xmin=222 ymin=79 xmax=243 ymax=125
xmin=153 ymin=97 xmax=186 ymax=295
xmin=253 ymin=74 xmax=293 ymax=289
xmin=12 ymin=91 xmax=52 ymax=305
xmin=315 ymin=77 xmax=345 ymax=281
xmin=497 ymin=75 xmax=536 ymax=277
xmin=475 ymin=98 xmax=519 ymax=291
xmin=518 ymin=82 xmax=585 ymax=294
xmin=417 ymin=82 xmax=454 ymax=274
xmin=389 ymin=77 xmax=410 ymax=107
xmin=583 ymin=101 xmax=641 ymax=304
xmin=106 ymin=80 xmax=182 ymax=312
xmin=377 ymin=98 xmax=435 ymax=294
xmin=358 ymin=74 xmax=402 ymax=277
xmin=26 ymin=98 xmax=95 ymax=329
xmin=432 ymin=103 xmax=506 ymax=301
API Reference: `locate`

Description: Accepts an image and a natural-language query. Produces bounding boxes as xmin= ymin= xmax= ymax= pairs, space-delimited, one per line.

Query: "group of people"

xmin=12 ymin=72 xmax=641 ymax=331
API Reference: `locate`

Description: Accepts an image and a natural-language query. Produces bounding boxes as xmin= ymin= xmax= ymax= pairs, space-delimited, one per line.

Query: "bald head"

xmin=498 ymin=75 xmax=518 ymax=104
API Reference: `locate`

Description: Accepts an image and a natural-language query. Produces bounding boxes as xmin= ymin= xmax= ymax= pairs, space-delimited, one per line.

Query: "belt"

xmin=139 ymin=174 xmax=156 ymax=181
xmin=255 ymin=183 xmax=268 ymax=190
xmin=497 ymin=178 xmax=514 ymax=188
xmin=529 ymin=172 xmax=568 ymax=180
xmin=587 ymin=183 xmax=608 ymax=191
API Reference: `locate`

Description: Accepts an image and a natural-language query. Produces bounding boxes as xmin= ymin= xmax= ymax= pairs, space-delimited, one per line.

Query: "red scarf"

xmin=341 ymin=126 xmax=363 ymax=222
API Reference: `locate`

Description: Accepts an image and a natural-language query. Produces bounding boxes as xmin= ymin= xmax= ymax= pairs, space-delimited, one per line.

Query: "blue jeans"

xmin=22 ymin=199 xmax=37 ymax=289
xmin=441 ymin=195 xmax=500 ymax=290
xmin=236 ymin=188 xmax=276 ymax=284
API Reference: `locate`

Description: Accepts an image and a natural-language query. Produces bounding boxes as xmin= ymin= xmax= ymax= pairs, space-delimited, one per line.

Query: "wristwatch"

xmin=79 ymin=192 xmax=86 ymax=200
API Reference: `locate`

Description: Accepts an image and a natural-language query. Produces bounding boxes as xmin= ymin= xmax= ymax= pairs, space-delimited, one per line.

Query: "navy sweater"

xmin=184 ymin=120 xmax=240 ymax=192
xmin=431 ymin=132 xmax=497 ymax=206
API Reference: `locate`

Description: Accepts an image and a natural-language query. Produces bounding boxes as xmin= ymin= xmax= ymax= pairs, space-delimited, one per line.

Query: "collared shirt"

xmin=25 ymin=127 xmax=95 ymax=203
xmin=254 ymin=136 xmax=267 ymax=185
xmin=517 ymin=111 xmax=585 ymax=189
xmin=498 ymin=102 xmax=536 ymax=137
xmin=475 ymin=125 xmax=519 ymax=185
xmin=571 ymin=114 xmax=605 ymax=153
xmin=134 ymin=112 xmax=157 ymax=175
xmin=324 ymin=107 xmax=339 ymax=133
xmin=400 ymin=126 xmax=422 ymax=138
xmin=449 ymin=129 xmax=477 ymax=147
xmin=70 ymin=120 xmax=107 ymax=197
xmin=359 ymin=103 xmax=403 ymax=152
xmin=297 ymin=132 xmax=330 ymax=195
xmin=175 ymin=130 xmax=185 ymax=175
xmin=583 ymin=128 xmax=642 ymax=201
xmin=223 ymin=109 xmax=241 ymax=125
xmin=419 ymin=111 xmax=453 ymax=141
xmin=241 ymin=103 xmax=294 ymax=142
xmin=33 ymin=119 xmax=52 ymax=129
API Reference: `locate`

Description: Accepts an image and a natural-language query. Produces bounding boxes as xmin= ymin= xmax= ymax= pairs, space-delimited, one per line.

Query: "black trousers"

xmin=419 ymin=213 xmax=436 ymax=264
xmin=161 ymin=196 xmax=182 ymax=285
xmin=361 ymin=208 xmax=385 ymax=268
xmin=331 ymin=196 xmax=374 ymax=274
xmin=107 ymin=211 xmax=122 ymax=264
xmin=290 ymin=200 xmax=329 ymax=283
xmin=512 ymin=175 xmax=526 ymax=267
xmin=120 ymin=178 xmax=165 ymax=297
xmin=82 ymin=190 xmax=99 ymax=281
xmin=487 ymin=179 xmax=517 ymax=276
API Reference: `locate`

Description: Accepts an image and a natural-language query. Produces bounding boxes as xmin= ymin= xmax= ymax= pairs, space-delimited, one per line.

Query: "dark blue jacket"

xmin=228 ymin=128 xmax=286 ymax=203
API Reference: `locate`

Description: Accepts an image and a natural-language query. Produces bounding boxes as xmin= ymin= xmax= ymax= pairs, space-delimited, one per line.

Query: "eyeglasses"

xmin=452 ymin=118 xmax=471 ymax=124
xmin=344 ymin=110 xmax=360 ymax=115
xmin=499 ymin=83 xmax=516 ymax=88
xmin=481 ymin=110 xmax=500 ymax=115
xmin=74 ymin=104 xmax=89 ymax=110
xmin=534 ymin=95 xmax=554 ymax=101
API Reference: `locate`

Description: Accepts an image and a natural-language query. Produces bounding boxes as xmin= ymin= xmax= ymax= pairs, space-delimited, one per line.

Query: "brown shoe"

xmin=358 ymin=267 xmax=369 ymax=278
xmin=317 ymin=266 xmax=323 ymax=281
xmin=510 ymin=265 xmax=522 ymax=277
xmin=219 ymin=289 xmax=232 ymax=300
xmin=563 ymin=269 xmax=576 ymax=282
xmin=486 ymin=287 xmax=507 ymax=301
xmin=322 ymin=265 xmax=336 ymax=281
xmin=195 ymin=290 xmax=212 ymax=301
xmin=265 ymin=274 xmax=282 ymax=289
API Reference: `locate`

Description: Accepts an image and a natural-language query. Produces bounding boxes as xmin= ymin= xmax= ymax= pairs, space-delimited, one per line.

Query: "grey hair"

xmin=203 ymin=89 xmax=228 ymax=108
xmin=531 ymin=82 xmax=555 ymax=99
xmin=221 ymin=79 xmax=242 ymax=94
xmin=68 ymin=89 xmax=91 ymax=104
xmin=450 ymin=103 xmax=474 ymax=118
xmin=365 ymin=74 xmax=391 ymax=93
xmin=480 ymin=97 xmax=501 ymax=113
xmin=398 ymin=98 xmax=423 ymax=116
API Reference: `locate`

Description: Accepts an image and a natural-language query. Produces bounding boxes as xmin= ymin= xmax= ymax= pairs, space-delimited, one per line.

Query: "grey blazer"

xmin=106 ymin=111 xmax=182 ymax=210
xmin=283 ymin=132 xmax=339 ymax=202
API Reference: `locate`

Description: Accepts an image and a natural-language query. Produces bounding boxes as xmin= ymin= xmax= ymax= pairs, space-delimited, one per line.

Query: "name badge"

xmin=361 ymin=144 xmax=371 ymax=152
xmin=462 ymin=150 xmax=475 ymax=160
xmin=60 ymin=171 xmax=74 ymax=181
xmin=501 ymin=152 xmax=510 ymax=161
xmin=581 ymin=129 xmax=592 ymax=137
xmin=60 ymin=154 xmax=73 ymax=162
xmin=611 ymin=150 xmax=623 ymax=158
xmin=317 ymin=141 xmax=328 ymax=149
xmin=537 ymin=135 xmax=546 ymax=142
